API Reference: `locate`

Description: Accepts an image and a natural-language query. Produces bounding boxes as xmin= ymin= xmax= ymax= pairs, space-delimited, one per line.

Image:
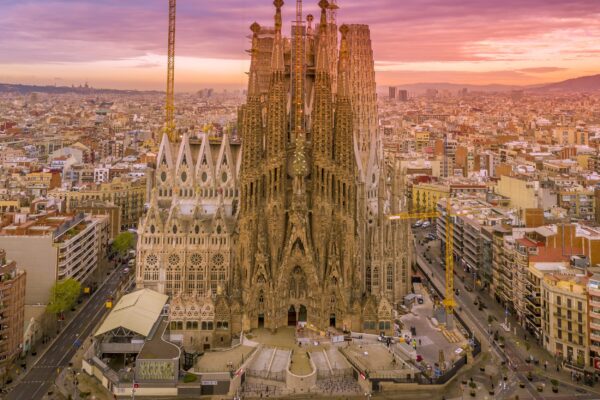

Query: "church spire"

xmin=271 ymin=0 xmax=285 ymax=73
xmin=337 ymin=24 xmax=349 ymax=99
xmin=266 ymin=0 xmax=287 ymax=162
xmin=316 ymin=0 xmax=329 ymax=73
xmin=291 ymin=0 xmax=305 ymax=142
xmin=247 ymin=22 xmax=262 ymax=97
xmin=312 ymin=0 xmax=333 ymax=162
xmin=335 ymin=24 xmax=353 ymax=171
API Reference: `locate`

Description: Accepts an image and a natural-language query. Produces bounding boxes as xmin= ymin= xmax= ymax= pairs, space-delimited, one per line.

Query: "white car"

xmin=422 ymin=221 xmax=431 ymax=228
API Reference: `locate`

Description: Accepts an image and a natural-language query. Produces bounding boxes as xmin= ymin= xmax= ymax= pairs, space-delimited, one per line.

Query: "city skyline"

xmin=1 ymin=0 xmax=600 ymax=91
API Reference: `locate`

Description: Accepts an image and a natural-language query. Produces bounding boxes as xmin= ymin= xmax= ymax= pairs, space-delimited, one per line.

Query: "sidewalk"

xmin=465 ymin=270 xmax=600 ymax=396
xmin=51 ymin=340 xmax=113 ymax=400
xmin=4 ymin=262 xmax=119 ymax=391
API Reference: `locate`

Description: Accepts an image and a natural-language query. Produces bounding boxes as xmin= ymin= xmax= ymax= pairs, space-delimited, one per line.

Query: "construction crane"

xmin=389 ymin=198 xmax=456 ymax=325
xmin=165 ymin=0 xmax=177 ymax=141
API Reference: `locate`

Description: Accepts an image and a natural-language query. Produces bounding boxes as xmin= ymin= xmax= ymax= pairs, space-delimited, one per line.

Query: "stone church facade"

xmin=136 ymin=0 xmax=411 ymax=350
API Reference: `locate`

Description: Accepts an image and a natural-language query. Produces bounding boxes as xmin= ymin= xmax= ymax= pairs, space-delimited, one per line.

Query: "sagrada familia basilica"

xmin=136 ymin=0 xmax=412 ymax=350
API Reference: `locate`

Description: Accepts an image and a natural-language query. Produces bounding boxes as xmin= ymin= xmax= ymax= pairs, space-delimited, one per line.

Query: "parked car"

xmin=412 ymin=221 xmax=422 ymax=228
xmin=422 ymin=221 xmax=431 ymax=228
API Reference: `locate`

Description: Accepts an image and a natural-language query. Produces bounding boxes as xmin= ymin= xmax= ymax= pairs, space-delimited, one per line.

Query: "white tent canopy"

xmin=95 ymin=289 xmax=168 ymax=338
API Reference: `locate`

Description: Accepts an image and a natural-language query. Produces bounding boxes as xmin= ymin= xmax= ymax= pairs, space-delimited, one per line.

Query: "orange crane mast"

xmin=165 ymin=0 xmax=177 ymax=141
xmin=389 ymin=199 xmax=455 ymax=322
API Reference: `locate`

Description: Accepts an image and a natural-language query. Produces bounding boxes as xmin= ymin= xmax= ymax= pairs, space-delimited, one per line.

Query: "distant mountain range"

xmin=532 ymin=74 xmax=600 ymax=92
xmin=389 ymin=73 xmax=600 ymax=94
xmin=2 ymin=73 xmax=600 ymax=96
xmin=0 ymin=83 xmax=161 ymax=95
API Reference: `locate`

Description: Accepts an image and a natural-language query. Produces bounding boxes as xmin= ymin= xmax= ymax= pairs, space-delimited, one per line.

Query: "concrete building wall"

xmin=496 ymin=175 xmax=539 ymax=214
xmin=0 ymin=235 xmax=56 ymax=304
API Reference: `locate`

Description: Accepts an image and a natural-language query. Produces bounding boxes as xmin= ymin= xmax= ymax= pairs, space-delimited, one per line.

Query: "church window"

xmin=181 ymin=171 xmax=187 ymax=182
xmin=222 ymin=172 xmax=228 ymax=183
xmin=373 ymin=267 xmax=379 ymax=287
xmin=386 ymin=265 xmax=393 ymax=290
xmin=169 ymin=254 xmax=180 ymax=266
xmin=146 ymin=254 xmax=157 ymax=266
xmin=195 ymin=225 xmax=200 ymax=234
xmin=210 ymin=267 xmax=218 ymax=294
xmin=212 ymin=253 xmax=224 ymax=266
xmin=161 ymin=171 xmax=167 ymax=182
xmin=216 ymin=225 xmax=222 ymax=234
xmin=197 ymin=281 xmax=205 ymax=295
xmin=172 ymin=225 xmax=177 ymax=234
xmin=191 ymin=253 xmax=202 ymax=266
xmin=201 ymin=172 xmax=208 ymax=182
xmin=366 ymin=267 xmax=372 ymax=293
xmin=150 ymin=225 xmax=155 ymax=234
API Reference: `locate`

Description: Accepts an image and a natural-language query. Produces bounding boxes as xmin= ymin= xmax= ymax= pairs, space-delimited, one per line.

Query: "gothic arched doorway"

xmin=287 ymin=305 xmax=297 ymax=326
xmin=299 ymin=305 xmax=307 ymax=322
xmin=329 ymin=313 xmax=336 ymax=327
xmin=258 ymin=313 xmax=265 ymax=328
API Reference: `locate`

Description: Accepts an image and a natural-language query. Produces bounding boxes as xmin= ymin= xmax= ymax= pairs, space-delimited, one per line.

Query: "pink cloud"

xmin=1 ymin=0 xmax=600 ymax=86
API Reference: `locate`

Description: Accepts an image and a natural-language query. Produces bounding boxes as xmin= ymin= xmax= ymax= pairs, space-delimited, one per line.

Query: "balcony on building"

xmin=525 ymin=295 xmax=541 ymax=307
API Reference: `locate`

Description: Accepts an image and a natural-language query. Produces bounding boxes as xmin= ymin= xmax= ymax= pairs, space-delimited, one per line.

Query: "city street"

xmin=413 ymin=224 xmax=600 ymax=399
xmin=6 ymin=267 xmax=124 ymax=400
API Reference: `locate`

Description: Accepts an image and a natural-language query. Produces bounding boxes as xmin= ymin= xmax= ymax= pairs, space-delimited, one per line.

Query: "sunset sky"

xmin=1 ymin=0 xmax=599 ymax=91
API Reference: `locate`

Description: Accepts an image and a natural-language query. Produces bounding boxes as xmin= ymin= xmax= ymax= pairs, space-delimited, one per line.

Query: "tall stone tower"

xmin=237 ymin=0 xmax=411 ymax=333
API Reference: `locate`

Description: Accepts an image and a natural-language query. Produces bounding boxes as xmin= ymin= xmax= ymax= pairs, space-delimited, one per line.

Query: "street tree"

xmin=112 ymin=231 xmax=136 ymax=257
xmin=47 ymin=278 xmax=81 ymax=316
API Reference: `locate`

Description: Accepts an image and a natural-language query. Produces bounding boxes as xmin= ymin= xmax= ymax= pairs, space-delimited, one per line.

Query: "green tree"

xmin=47 ymin=278 xmax=81 ymax=315
xmin=112 ymin=231 xmax=136 ymax=257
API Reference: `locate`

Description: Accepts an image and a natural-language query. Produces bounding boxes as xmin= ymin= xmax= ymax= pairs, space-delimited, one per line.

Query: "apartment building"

xmin=496 ymin=175 xmax=541 ymax=217
xmin=0 ymin=211 xmax=109 ymax=305
xmin=414 ymin=181 xmax=488 ymax=212
xmin=0 ymin=250 xmax=26 ymax=377
xmin=436 ymin=196 xmax=513 ymax=290
xmin=588 ymin=275 xmax=600 ymax=369
xmin=525 ymin=254 xmax=569 ymax=341
xmin=49 ymin=177 xmax=146 ymax=231
xmin=542 ymin=273 xmax=589 ymax=368
xmin=492 ymin=225 xmax=512 ymax=304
